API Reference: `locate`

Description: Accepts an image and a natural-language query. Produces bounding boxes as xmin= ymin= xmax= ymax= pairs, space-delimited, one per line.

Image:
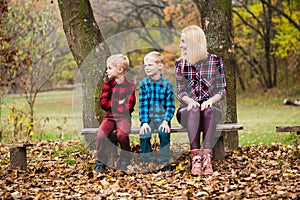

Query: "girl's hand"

xmin=159 ymin=120 xmax=170 ymax=133
xmin=140 ymin=123 xmax=151 ymax=135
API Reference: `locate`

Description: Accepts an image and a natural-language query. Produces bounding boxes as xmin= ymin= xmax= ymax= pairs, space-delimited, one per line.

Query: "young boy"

xmin=96 ymin=54 xmax=136 ymax=173
xmin=139 ymin=51 xmax=175 ymax=172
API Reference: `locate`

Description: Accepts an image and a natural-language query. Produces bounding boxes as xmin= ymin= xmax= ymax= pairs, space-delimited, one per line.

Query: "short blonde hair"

xmin=181 ymin=25 xmax=208 ymax=64
xmin=106 ymin=54 xmax=130 ymax=72
xmin=144 ymin=51 xmax=165 ymax=65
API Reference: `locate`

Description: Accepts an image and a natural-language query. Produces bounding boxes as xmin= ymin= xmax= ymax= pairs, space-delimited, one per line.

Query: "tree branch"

xmin=260 ymin=0 xmax=300 ymax=31
xmin=232 ymin=9 xmax=264 ymax=38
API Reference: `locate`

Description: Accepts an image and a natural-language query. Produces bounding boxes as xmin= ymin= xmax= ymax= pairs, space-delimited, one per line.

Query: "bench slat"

xmin=276 ymin=126 xmax=300 ymax=133
xmin=81 ymin=123 xmax=243 ymax=135
xmin=4 ymin=143 xmax=34 ymax=148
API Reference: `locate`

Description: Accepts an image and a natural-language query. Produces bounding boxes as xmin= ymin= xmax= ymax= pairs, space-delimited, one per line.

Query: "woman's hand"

xmin=187 ymin=100 xmax=200 ymax=111
xmin=201 ymin=100 xmax=212 ymax=111
xmin=140 ymin=123 xmax=151 ymax=135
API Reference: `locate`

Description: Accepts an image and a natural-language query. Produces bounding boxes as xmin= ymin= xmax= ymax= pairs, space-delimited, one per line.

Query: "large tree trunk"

xmin=193 ymin=0 xmax=238 ymax=149
xmin=57 ymin=0 xmax=110 ymax=128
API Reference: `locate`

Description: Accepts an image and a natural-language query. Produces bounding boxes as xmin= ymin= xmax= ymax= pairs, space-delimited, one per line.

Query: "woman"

xmin=175 ymin=25 xmax=226 ymax=176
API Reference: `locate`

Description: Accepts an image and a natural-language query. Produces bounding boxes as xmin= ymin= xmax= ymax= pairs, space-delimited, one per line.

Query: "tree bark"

xmin=57 ymin=0 xmax=110 ymax=128
xmin=193 ymin=0 xmax=238 ymax=150
xmin=193 ymin=0 xmax=237 ymax=123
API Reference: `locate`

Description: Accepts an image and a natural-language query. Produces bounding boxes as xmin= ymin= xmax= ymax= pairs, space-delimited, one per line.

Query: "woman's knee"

xmin=188 ymin=107 xmax=201 ymax=117
xmin=203 ymin=107 xmax=213 ymax=118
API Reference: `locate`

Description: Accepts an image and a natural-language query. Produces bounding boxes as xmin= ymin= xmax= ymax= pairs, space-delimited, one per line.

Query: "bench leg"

xmin=213 ymin=135 xmax=225 ymax=160
xmin=10 ymin=147 xmax=28 ymax=171
xmin=224 ymin=130 xmax=239 ymax=150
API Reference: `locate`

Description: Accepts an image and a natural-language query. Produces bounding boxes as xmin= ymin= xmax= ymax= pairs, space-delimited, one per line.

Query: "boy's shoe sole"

xmin=95 ymin=165 xmax=106 ymax=174
xmin=161 ymin=165 xmax=171 ymax=172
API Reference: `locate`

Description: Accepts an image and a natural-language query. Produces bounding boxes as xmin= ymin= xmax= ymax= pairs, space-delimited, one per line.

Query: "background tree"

xmin=6 ymin=0 xmax=59 ymax=137
xmin=0 ymin=0 xmax=32 ymax=141
xmin=193 ymin=0 xmax=238 ymax=150
xmin=91 ymin=0 xmax=200 ymax=67
xmin=233 ymin=0 xmax=300 ymax=90
xmin=57 ymin=0 xmax=110 ymax=128
xmin=0 ymin=0 xmax=71 ymax=141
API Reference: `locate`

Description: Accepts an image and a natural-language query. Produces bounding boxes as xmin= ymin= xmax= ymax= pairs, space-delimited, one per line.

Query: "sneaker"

xmin=95 ymin=164 xmax=106 ymax=174
xmin=119 ymin=161 xmax=128 ymax=171
xmin=161 ymin=165 xmax=171 ymax=172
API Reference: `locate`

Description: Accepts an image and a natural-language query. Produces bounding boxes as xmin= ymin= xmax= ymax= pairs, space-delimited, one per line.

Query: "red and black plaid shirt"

xmin=100 ymin=78 xmax=136 ymax=117
xmin=175 ymin=54 xmax=226 ymax=105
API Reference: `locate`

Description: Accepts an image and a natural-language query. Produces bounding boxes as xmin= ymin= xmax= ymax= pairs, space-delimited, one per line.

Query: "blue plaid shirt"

xmin=139 ymin=75 xmax=175 ymax=124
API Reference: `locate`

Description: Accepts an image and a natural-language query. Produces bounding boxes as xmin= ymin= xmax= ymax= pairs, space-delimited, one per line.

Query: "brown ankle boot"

xmin=191 ymin=149 xmax=202 ymax=176
xmin=203 ymin=149 xmax=213 ymax=175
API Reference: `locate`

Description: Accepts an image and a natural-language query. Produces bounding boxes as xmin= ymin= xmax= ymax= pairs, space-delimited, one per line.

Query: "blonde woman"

xmin=175 ymin=26 xmax=226 ymax=176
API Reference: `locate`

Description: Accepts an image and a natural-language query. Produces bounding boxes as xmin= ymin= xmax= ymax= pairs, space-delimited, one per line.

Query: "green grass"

xmin=1 ymin=89 xmax=299 ymax=145
xmin=1 ymin=90 xmax=78 ymax=142
xmin=237 ymin=90 xmax=300 ymax=145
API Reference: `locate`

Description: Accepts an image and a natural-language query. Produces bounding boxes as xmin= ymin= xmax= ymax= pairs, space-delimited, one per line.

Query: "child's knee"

xmin=140 ymin=131 xmax=151 ymax=138
xmin=159 ymin=131 xmax=170 ymax=142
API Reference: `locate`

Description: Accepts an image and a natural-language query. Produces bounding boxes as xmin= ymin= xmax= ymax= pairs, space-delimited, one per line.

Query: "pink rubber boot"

xmin=191 ymin=149 xmax=202 ymax=176
xmin=203 ymin=149 xmax=213 ymax=175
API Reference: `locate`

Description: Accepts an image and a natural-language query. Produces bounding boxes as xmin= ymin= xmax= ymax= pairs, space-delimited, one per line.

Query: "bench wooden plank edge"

xmin=81 ymin=123 xmax=244 ymax=135
xmin=276 ymin=126 xmax=300 ymax=135
xmin=276 ymin=126 xmax=300 ymax=132
xmin=3 ymin=143 xmax=34 ymax=148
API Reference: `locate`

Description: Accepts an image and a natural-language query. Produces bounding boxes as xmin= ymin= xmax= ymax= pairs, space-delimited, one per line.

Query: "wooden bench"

xmin=4 ymin=143 xmax=34 ymax=171
xmin=81 ymin=123 xmax=243 ymax=161
xmin=276 ymin=126 xmax=300 ymax=135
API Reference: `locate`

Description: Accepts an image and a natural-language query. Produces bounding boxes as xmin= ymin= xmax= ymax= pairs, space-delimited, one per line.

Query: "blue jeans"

xmin=139 ymin=118 xmax=170 ymax=164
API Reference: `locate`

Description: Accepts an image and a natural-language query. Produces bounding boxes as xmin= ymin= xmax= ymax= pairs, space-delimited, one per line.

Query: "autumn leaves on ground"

xmin=0 ymin=140 xmax=299 ymax=199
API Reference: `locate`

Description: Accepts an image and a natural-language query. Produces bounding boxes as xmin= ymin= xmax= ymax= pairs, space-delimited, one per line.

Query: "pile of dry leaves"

xmin=0 ymin=140 xmax=299 ymax=199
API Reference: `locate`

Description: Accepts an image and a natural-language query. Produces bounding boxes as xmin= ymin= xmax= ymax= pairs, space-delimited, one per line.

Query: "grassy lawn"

xmin=1 ymin=90 xmax=78 ymax=141
xmin=237 ymin=90 xmax=300 ymax=145
xmin=1 ymin=89 xmax=299 ymax=145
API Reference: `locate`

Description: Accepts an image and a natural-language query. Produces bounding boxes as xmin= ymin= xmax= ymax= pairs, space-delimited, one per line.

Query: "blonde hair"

xmin=144 ymin=51 xmax=165 ymax=65
xmin=106 ymin=54 xmax=130 ymax=72
xmin=181 ymin=25 xmax=208 ymax=64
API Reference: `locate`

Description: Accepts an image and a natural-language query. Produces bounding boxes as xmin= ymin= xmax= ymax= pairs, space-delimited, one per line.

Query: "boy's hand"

xmin=159 ymin=120 xmax=170 ymax=133
xmin=119 ymin=98 xmax=125 ymax=104
xmin=140 ymin=123 xmax=151 ymax=135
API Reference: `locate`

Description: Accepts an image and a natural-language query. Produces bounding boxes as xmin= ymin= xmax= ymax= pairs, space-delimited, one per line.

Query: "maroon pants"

xmin=96 ymin=116 xmax=131 ymax=162
xmin=176 ymin=106 xmax=222 ymax=150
